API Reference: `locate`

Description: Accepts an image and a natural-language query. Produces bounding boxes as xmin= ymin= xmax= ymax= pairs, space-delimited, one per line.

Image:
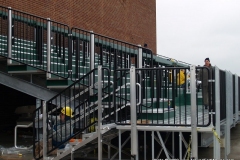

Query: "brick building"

xmin=0 ymin=0 xmax=156 ymax=53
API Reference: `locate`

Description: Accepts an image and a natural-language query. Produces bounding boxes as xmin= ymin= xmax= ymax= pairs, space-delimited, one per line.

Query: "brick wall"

xmin=0 ymin=0 xmax=156 ymax=53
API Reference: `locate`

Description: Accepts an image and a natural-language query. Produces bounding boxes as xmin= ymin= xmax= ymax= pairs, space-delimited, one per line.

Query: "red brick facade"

xmin=0 ymin=0 xmax=156 ymax=53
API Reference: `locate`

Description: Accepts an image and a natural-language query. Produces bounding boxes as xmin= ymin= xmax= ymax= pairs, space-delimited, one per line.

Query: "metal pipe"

xmin=138 ymin=45 xmax=142 ymax=68
xmin=14 ymin=124 xmax=33 ymax=149
xmin=47 ymin=18 xmax=51 ymax=78
xmin=214 ymin=66 xmax=221 ymax=159
xmin=130 ymin=66 xmax=138 ymax=159
xmin=179 ymin=132 xmax=182 ymax=160
xmin=7 ymin=7 xmax=12 ymax=65
xmin=119 ymin=130 xmax=122 ymax=160
xmin=190 ymin=65 xmax=198 ymax=159
xmin=98 ymin=65 xmax=103 ymax=160
xmin=172 ymin=132 xmax=174 ymax=158
xmin=108 ymin=145 xmax=111 ymax=159
xmin=144 ymin=131 xmax=146 ymax=160
xmin=42 ymin=101 xmax=47 ymax=159
xmin=152 ymin=131 xmax=154 ymax=160
xmin=90 ymin=31 xmax=94 ymax=95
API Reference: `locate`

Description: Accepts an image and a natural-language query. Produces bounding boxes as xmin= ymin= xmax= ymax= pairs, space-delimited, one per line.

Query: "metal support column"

xmin=137 ymin=45 xmax=142 ymax=68
xmin=42 ymin=101 xmax=47 ymax=159
xmin=7 ymin=7 xmax=12 ymax=65
xmin=130 ymin=66 xmax=138 ymax=160
xmin=179 ymin=132 xmax=182 ymax=160
xmin=190 ymin=65 xmax=198 ymax=159
xmin=225 ymin=71 xmax=232 ymax=159
xmin=152 ymin=131 xmax=154 ymax=160
xmin=172 ymin=132 xmax=175 ymax=158
xmin=108 ymin=145 xmax=111 ymax=159
xmin=214 ymin=66 xmax=221 ymax=159
xmin=47 ymin=18 xmax=51 ymax=79
xmin=119 ymin=130 xmax=122 ymax=160
xmin=144 ymin=131 xmax=146 ymax=160
xmin=71 ymin=148 xmax=75 ymax=160
xmin=98 ymin=65 xmax=103 ymax=160
xmin=90 ymin=31 xmax=95 ymax=95
xmin=35 ymin=99 xmax=42 ymax=140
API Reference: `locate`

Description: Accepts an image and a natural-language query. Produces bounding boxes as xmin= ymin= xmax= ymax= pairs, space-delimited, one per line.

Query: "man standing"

xmin=199 ymin=58 xmax=213 ymax=109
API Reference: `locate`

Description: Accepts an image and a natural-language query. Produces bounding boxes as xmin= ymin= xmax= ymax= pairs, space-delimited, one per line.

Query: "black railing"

xmin=50 ymin=20 xmax=70 ymax=78
xmin=115 ymin=67 xmax=212 ymax=127
xmin=93 ymin=32 xmax=153 ymax=69
xmin=0 ymin=7 xmax=73 ymax=79
xmin=219 ymin=69 xmax=226 ymax=121
xmin=71 ymin=28 xmax=91 ymax=80
xmin=1 ymin=6 xmax=154 ymax=83
xmin=113 ymin=69 xmax=131 ymax=123
xmin=33 ymin=67 xmax=112 ymax=159
xmin=10 ymin=9 xmax=48 ymax=70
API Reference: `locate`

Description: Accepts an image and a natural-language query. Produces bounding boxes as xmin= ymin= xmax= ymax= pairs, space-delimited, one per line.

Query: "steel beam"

xmin=214 ymin=66 xmax=221 ymax=159
xmin=47 ymin=18 xmax=51 ymax=79
xmin=98 ymin=65 xmax=103 ymax=160
xmin=190 ymin=65 xmax=198 ymax=159
xmin=130 ymin=66 xmax=138 ymax=159
xmin=0 ymin=71 xmax=57 ymax=101
xmin=7 ymin=7 xmax=12 ymax=65
xmin=42 ymin=101 xmax=47 ymax=159
xmin=90 ymin=31 xmax=94 ymax=95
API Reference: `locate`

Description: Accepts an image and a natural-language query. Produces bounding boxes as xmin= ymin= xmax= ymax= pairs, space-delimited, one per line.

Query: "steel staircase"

xmin=0 ymin=5 xmax=214 ymax=160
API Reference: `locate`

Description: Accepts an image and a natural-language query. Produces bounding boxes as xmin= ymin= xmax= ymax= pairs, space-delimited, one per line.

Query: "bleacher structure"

xmin=0 ymin=6 xmax=239 ymax=160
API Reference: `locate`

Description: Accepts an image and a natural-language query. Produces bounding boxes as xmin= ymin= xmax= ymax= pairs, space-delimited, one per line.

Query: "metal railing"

xmin=33 ymin=67 xmax=113 ymax=159
xmin=115 ymin=66 xmax=212 ymax=127
xmin=0 ymin=7 xmax=73 ymax=79
xmin=1 ymin=6 xmax=155 ymax=84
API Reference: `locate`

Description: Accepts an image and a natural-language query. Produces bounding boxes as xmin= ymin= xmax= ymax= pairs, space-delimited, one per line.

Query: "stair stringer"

xmin=51 ymin=124 xmax=117 ymax=160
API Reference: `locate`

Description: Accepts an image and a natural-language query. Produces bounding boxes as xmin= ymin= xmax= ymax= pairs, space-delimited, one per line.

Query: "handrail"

xmin=14 ymin=123 xmax=33 ymax=150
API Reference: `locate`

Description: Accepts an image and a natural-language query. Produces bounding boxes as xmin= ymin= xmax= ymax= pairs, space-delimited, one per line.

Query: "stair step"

xmin=138 ymin=108 xmax=175 ymax=120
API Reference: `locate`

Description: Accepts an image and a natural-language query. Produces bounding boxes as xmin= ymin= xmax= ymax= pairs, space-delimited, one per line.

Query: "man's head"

xmin=204 ymin=58 xmax=210 ymax=67
xmin=60 ymin=106 xmax=73 ymax=122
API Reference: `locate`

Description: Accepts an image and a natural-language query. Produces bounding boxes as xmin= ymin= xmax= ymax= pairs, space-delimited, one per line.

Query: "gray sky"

xmin=156 ymin=0 xmax=240 ymax=75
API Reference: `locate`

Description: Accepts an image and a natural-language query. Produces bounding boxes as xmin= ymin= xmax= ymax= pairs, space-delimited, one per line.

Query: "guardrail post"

xmin=68 ymin=28 xmax=72 ymax=78
xmin=47 ymin=18 xmax=51 ymax=79
xmin=225 ymin=71 xmax=232 ymax=159
xmin=130 ymin=66 xmax=138 ymax=160
xmin=137 ymin=45 xmax=142 ymax=68
xmin=97 ymin=65 xmax=103 ymax=160
xmin=190 ymin=65 xmax=198 ymax=159
xmin=42 ymin=101 xmax=47 ymax=159
xmin=137 ymin=45 xmax=142 ymax=104
xmin=214 ymin=66 xmax=220 ymax=159
xmin=7 ymin=7 xmax=12 ymax=65
xmin=90 ymin=31 xmax=95 ymax=95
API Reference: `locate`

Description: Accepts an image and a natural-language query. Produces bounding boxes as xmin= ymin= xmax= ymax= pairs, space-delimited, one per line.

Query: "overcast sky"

xmin=156 ymin=0 xmax=240 ymax=75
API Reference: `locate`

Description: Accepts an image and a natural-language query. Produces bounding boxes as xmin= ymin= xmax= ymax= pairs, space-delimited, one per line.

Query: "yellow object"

xmin=18 ymin=154 xmax=22 ymax=156
xmin=177 ymin=70 xmax=185 ymax=86
xmin=187 ymin=135 xmax=192 ymax=160
xmin=88 ymin=117 xmax=97 ymax=132
xmin=61 ymin=106 xmax=73 ymax=117
xmin=212 ymin=128 xmax=221 ymax=144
